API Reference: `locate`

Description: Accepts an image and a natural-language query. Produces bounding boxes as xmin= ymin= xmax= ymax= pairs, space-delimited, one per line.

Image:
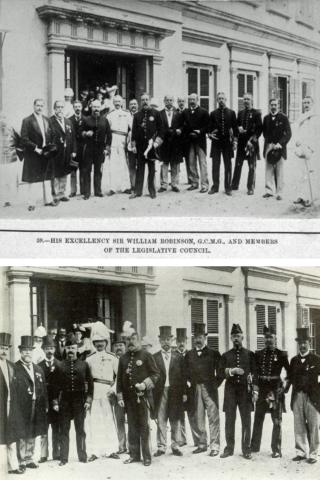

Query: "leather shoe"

xmin=192 ymin=447 xmax=207 ymax=454
xmin=172 ymin=186 xmax=180 ymax=192
xmin=220 ymin=450 xmax=233 ymax=458
xmin=108 ymin=453 xmax=120 ymax=459
xmin=247 ymin=190 xmax=254 ymax=195
xmin=276 ymin=195 xmax=282 ymax=201
xmin=243 ymin=453 xmax=252 ymax=460
xmin=199 ymin=188 xmax=208 ymax=193
xmin=69 ymin=193 xmax=76 ymax=198
xmin=225 ymin=190 xmax=232 ymax=196
xmin=143 ymin=460 xmax=151 ymax=466
xmin=158 ymin=187 xmax=167 ymax=193
xmin=60 ymin=197 xmax=70 ymax=202
xmin=172 ymin=448 xmax=183 ymax=456
xmin=38 ymin=457 xmax=47 ymax=463
xmin=208 ymin=187 xmax=218 ymax=195
xmin=187 ymin=185 xmax=198 ymax=191
xmin=123 ymin=457 xmax=140 ymax=464
xmin=9 ymin=470 xmax=25 ymax=475
xmin=18 ymin=466 xmax=26 ymax=472
xmin=116 ymin=449 xmax=127 ymax=454
xmin=150 ymin=193 xmax=156 ymax=199
xmin=292 ymin=455 xmax=306 ymax=462
xmin=209 ymin=450 xmax=219 ymax=457
xmin=272 ymin=452 xmax=282 ymax=458
xmin=88 ymin=454 xmax=98 ymax=462
xmin=262 ymin=193 xmax=273 ymax=198
xmin=83 ymin=195 xmax=90 ymax=200
xmin=307 ymin=458 xmax=317 ymax=464
xmin=95 ymin=193 xmax=104 ymax=198
xmin=154 ymin=450 xmax=165 ymax=457
xmin=26 ymin=463 xmax=38 ymax=469
xmin=59 ymin=461 xmax=67 ymax=466
xmin=45 ymin=202 xmax=57 ymax=207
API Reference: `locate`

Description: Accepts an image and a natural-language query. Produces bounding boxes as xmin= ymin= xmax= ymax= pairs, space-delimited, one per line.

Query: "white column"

xmin=245 ymin=297 xmax=256 ymax=350
xmin=47 ymin=43 xmax=66 ymax=115
xmin=153 ymin=56 xmax=163 ymax=102
xmin=122 ymin=285 xmax=142 ymax=334
xmin=225 ymin=295 xmax=235 ymax=351
xmin=259 ymin=52 xmax=269 ymax=116
xmin=7 ymin=270 xmax=32 ymax=360
xmin=218 ymin=43 xmax=230 ymax=99
xmin=143 ymin=284 xmax=158 ymax=340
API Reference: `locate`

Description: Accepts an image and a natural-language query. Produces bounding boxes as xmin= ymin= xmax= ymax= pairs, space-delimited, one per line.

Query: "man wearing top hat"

xmin=287 ymin=327 xmax=320 ymax=464
xmin=38 ymin=336 xmax=62 ymax=463
xmin=14 ymin=336 xmax=48 ymax=471
xmin=52 ymin=333 xmax=93 ymax=465
xmin=184 ymin=323 xmax=222 ymax=457
xmin=112 ymin=333 xmax=128 ymax=455
xmin=175 ymin=328 xmax=199 ymax=448
xmin=85 ymin=333 xmax=119 ymax=462
xmin=250 ymin=325 xmax=290 ymax=458
xmin=219 ymin=324 xmax=258 ymax=460
xmin=153 ymin=326 xmax=186 ymax=457
xmin=0 ymin=332 xmax=21 ymax=475
xmin=54 ymin=328 xmax=67 ymax=361
xmin=117 ymin=331 xmax=160 ymax=466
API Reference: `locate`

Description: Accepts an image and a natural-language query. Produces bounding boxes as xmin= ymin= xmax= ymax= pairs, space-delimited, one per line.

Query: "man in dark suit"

xmin=81 ymin=100 xmax=112 ymax=199
xmin=219 ymin=324 xmax=258 ymax=460
xmin=14 ymin=336 xmax=48 ymax=471
xmin=181 ymin=93 xmax=209 ymax=192
xmin=54 ymin=328 xmax=66 ymax=361
xmin=262 ymin=98 xmax=292 ymax=200
xmin=117 ymin=331 xmax=160 ymax=466
xmin=208 ymin=92 xmax=238 ymax=196
xmin=0 ymin=332 xmax=21 ymax=474
xmin=158 ymin=96 xmax=184 ymax=193
xmin=288 ymin=327 xmax=320 ymax=464
xmin=185 ymin=323 xmax=222 ymax=456
xmin=232 ymin=93 xmax=263 ymax=195
xmin=69 ymin=100 xmax=86 ymax=197
xmin=250 ymin=325 xmax=290 ymax=458
xmin=20 ymin=98 xmax=55 ymax=210
xmin=52 ymin=333 xmax=93 ymax=466
xmin=38 ymin=336 xmax=61 ymax=463
xmin=176 ymin=97 xmax=191 ymax=185
xmin=130 ymin=93 xmax=164 ymax=199
xmin=50 ymin=100 xmax=77 ymax=205
xmin=153 ymin=326 xmax=186 ymax=457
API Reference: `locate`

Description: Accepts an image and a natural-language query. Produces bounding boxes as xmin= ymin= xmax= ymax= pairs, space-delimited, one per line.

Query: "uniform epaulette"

xmin=107 ymin=351 xmax=116 ymax=357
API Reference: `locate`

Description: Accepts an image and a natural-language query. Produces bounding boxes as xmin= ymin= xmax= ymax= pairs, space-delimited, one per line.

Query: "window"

xmin=237 ymin=72 xmax=255 ymax=110
xmin=302 ymin=80 xmax=314 ymax=105
xmin=256 ymin=302 xmax=279 ymax=349
xmin=187 ymin=65 xmax=214 ymax=111
xmin=190 ymin=296 xmax=221 ymax=350
xmin=277 ymin=76 xmax=288 ymax=115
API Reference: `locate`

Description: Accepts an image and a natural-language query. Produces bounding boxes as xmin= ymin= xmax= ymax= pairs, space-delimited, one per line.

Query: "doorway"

xmin=310 ymin=308 xmax=320 ymax=355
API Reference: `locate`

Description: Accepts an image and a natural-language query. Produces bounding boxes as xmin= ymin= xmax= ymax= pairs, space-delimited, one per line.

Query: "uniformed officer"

xmin=184 ymin=323 xmax=222 ymax=456
xmin=106 ymin=95 xmax=132 ymax=195
xmin=85 ymin=333 xmax=119 ymax=462
xmin=52 ymin=333 xmax=93 ymax=466
xmin=219 ymin=324 xmax=258 ymax=460
xmin=288 ymin=327 xmax=320 ymax=464
xmin=250 ymin=325 xmax=289 ymax=458
xmin=117 ymin=331 xmax=160 ymax=466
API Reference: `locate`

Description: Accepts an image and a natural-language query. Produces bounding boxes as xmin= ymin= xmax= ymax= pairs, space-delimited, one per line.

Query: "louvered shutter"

xmin=256 ymin=304 xmax=266 ymax=349
xmin=247 ymin=75 xmax=254 ymax=95
xmin=207 ymin=299 xmax=219 ymax=350
xmin=238 ymin=73 xmax=245 ymax=111
xmin=191 ymin=298 xmax=203 ymax=347
xmin=268 ymin=305 xmax=277 ymax=334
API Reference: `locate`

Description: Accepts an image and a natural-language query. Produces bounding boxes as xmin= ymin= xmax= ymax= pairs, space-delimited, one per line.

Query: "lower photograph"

xmin=1 ymin=266 xmax=319 ymax=480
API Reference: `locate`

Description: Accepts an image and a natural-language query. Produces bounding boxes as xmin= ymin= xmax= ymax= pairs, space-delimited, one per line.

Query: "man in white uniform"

xmin=85 ymin=333 xmax=119 ymax=461
xmin=106 ymin=96 xmax=132 ymax=195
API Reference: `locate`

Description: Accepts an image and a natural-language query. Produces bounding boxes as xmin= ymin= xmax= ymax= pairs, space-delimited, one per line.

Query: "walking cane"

xmin=304 ymin=158 xmax=314 ymax=206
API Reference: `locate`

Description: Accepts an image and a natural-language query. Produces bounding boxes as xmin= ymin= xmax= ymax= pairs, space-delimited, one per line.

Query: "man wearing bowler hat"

xmin=0 ymin=332 xmax=21 ymax=475
xmin=288 ymin=327 xmax=320 ymax=464
xmin=184 ymin=323 xmax=222 ymax=457
xmin=52 ymin=333 xmax=93 ymax=465
xmin=14 ymin=336 xmax=48 ymax=471
xmin=117 ymin=330 xmax=160 ymax=466
xmin=38 ymin=336 xmax=62 ymax=463
xmin=112 ymin=333 xmax=127 ymax=454
xmin=153 ymin=326 xmax=186 ymax=457
xmin=175 ymin=328 xmax=199 ymax=448
xmin=250 ymin=324 xmax=289 ymax=458
xmin=219 ymin=324 xmax=258 ymax=460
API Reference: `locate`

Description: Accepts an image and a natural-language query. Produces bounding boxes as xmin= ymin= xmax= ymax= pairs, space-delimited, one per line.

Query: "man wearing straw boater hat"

xmin=14 ymin=336 xmax=48 ymax=471
xmin=85 ymin=332 xmax=119 ymax=462
xmin=184 ymin=322 xmax=222 ymax=457
xmin=288 ymin=327 xmax=320 ymax=464
xmin=219 ymin=324 xmax=258 ymax=460
xmin=175 ymin=327 xmax=200 ymax=448
xmin=38 ymin=336 xmax=62 ymax=463
xmin=153 ymin=326 xmax=186 ymax=458
xmin=52 ymin=333 xmax=93 ymax=466
xmin=250 ymin=324 xmax=289 ymax=458
xmin=0 ymin=332 xmax=21 ymax=475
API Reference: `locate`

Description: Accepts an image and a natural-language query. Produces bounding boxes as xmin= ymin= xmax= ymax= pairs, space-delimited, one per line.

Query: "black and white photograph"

xmin=0 ymin=0 xmax=319 ymax=223
xmin=0 ymin=266 xmax=320 ymax=479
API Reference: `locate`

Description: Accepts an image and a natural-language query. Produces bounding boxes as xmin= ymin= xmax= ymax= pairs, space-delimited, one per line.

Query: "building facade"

xmin=1 ymin=266 xmax=320 ymax=360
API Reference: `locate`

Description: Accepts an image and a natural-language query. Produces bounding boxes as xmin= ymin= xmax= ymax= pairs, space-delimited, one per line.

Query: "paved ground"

xmin=0 ymin=145 xmax=319 ymax=220
xmin=20 ymin=405 xmax=319 ymax=480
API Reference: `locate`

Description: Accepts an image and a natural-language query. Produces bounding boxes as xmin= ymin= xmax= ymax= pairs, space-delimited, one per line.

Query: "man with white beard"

xmin=293 ymin=96 xmax=320 ymax=207
xmin=85 ymin=333 xmax=119 ymax=461
xmin=106 ymin=95 xmax=132 ymax=195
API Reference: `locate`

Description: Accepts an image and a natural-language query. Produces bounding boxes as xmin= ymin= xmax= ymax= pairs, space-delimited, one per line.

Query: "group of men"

xmin=1 ymin=321 xmax=319 ymax=473
xmin=16 ymin=89 xmax=318 ymax=211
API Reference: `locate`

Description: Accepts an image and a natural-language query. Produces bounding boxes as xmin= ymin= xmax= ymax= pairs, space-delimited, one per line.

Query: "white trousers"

xmin=0 ymin=443 xmax=19 ymax=474
xmin=86 ymin=393 xmax=118 ymax=457
xmin=107 ymin=134 xmax=130 ymax=193
xmin=265 ymin=158 xmax=284 ymax=195
xmin=293 ymin=391 xmax=319 ymax=460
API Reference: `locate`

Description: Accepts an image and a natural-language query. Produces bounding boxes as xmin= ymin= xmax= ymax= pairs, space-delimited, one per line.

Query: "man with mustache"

xmin=14 ymin=336 xmax=48 ymax=471
xmin=0 ymin=332 xmax=22 ymax=475
xmin=219 ymin=324 xmax=258 ymax=460
xmin=184 ymin=323 xmax=222 ymax=457
xmin=117 ymin=331 xmax=160 ymax=466
xmin=38 ymin=336 xmax=61 ymax=463
xmin=250 ymin=325 xmax=289 ymax=458
xmin=52 ymin=333 xmax=93 ymax=465
xmin=112 ymin=334 xmax=128 ymax=455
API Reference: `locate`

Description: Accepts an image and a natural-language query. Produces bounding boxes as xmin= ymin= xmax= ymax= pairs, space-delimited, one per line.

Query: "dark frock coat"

xmin=49 ymin=116 xmax=77 ymax=178
xmin=38 ymin=359 xmax=62 ymax=425
xmin=0 ymin=360 xmax=18 ymax=445
xmin=158 ymin=109 xmax=184 ymax=164
xmin=208 ymin=107 xmax=238 ymax=158
xmin=289 ymin=352 xmax=320 ymax=413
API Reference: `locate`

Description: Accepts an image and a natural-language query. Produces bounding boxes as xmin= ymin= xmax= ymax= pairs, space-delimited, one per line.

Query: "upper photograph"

xmin=0 ymin=0 xmax=319 ymax=220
